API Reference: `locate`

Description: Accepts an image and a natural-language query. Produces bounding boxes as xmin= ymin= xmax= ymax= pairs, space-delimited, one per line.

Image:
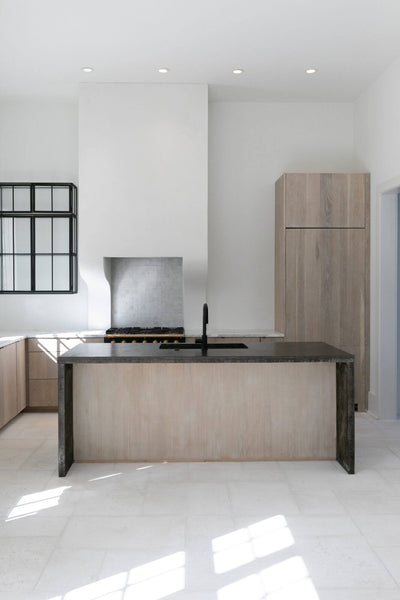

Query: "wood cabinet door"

xmin=284 ymin=173 xmax=367 ymax=228
xmin=285 ymin=228 xmax=366 ymax=349
xmin=16 ymin=340 xmax=27 ymax=412
xmin=0 ymin=344 xmax=18 ymax=428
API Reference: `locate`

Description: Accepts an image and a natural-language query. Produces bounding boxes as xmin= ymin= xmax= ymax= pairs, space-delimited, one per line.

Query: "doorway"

xmin=377 ymin=184 xmax=400 ymax=419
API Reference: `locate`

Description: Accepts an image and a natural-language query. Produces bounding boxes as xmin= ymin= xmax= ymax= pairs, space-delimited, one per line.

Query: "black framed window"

xmin=0 ymin=183 xmax=77 ymax=293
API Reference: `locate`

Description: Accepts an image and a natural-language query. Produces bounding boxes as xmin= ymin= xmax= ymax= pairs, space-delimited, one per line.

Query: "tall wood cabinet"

xmin=275 ymin=173 xmax=370 ymax=410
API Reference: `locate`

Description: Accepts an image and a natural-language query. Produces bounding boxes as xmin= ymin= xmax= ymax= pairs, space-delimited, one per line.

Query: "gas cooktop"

xmin=104 ymin=327 xmax=185 ymax=343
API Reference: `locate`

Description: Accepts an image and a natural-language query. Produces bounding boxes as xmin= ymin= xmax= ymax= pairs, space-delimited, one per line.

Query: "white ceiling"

xmin=1 ymin=0 xmax=400 ymax=102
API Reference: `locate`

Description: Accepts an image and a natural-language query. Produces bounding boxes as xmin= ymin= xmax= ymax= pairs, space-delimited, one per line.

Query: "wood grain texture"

xmin=28 ymin=351 xmax=58 ymax=380
xmin=0 ymin=344 xmax=18 ymax=428
xmin=285 ymin=228 xmax=366 ymax=348
xmin=28 ymin=379 xmax=58 ymax=407
xmin=274 ymin=172 xmax=369 ymax=411
xmin=27 ymin=337 xmax=104 ymax=409
xmin=275 ymin=175 xmax=286 ymax=334
xmin=284 ymin=227 xmax=366 ymax=409
xmin=16 ymin=340 xmax=27 ymax=412
xmin=73 ymin=362 xmax=336 ymax=462
xmin=284 ymin=173 xmax=366 ymax=228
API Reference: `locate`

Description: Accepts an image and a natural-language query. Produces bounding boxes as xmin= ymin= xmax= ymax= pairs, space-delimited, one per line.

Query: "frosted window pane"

xmin=14 ymin=219 xmax=31 ymax=253
xmin=53 ymin=187 xmax=69 ymax=211
xmin=15 ymin=256 xmax=31 ymax=291
xmin=35 ymin=186 xmax=51 ymax=211
xmin=14 ymin=187 xmax=30 ymax=211
xmin=1 ymin=218 xmax=13 ymax=253
xmin=1 ymin=256 xmax=13 ymax=290
xmin=1 ymin=187 xmax=13 ymax=211
xmin=53 ymin=255 xmax=69 ymax=290
xmin=53 ymin=218 xmax=69 ymax=253
xmin=35 ymin=255 xmax=52 ymax=290
xmin=35 ymin=219 xmax=52 ymax=253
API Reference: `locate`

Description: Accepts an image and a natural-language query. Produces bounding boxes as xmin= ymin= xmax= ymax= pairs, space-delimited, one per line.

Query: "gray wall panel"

xmin=105 ymin=257 xmax=184 ymax=328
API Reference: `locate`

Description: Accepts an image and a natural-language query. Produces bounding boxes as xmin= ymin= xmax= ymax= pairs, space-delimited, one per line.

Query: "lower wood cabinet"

xmin=27 ymin=336 xmax=104 ymax=409
xmin=0 ymin=336 xmax=104 ymax=423
xmin=0 ymin=340 xmax=27 ymax=429
xmin=16 ymin=340 xmax=27 ymax=413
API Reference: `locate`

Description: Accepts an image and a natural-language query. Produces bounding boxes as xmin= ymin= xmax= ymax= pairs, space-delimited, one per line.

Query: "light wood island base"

xmin=58 ymin=341 xmax=355 ymax=476
xmin=72 ymin=362 xmax=336 ymax=462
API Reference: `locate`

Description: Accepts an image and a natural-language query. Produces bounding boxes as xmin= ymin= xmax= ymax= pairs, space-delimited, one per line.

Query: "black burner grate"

xmin=105 ymin=327 xmax=184 ymax=335
xmin=104 ymin=326 xmax=185 ymax=343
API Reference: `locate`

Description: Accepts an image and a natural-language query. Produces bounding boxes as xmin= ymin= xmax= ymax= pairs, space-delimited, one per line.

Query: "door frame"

xmin=374 ymin=176 xmax=400 ymax=419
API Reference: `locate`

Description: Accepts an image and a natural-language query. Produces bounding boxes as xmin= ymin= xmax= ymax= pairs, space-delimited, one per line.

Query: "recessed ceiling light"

xmin=305 ymin=68 xmax=317 ymax=74
xmin=82 ymin=67 xmax=94 ymax=73
xmin=232 ymin=69 xmax=244 ymax=75
xmin=158 ymin=68 xmax=169 ymax=74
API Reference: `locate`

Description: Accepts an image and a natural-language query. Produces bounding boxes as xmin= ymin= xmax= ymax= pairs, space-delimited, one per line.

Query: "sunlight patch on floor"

xmin=88 ymin=473 xmax=122 ymax=482
xmin=6 ymin=486 xmax=71 ymax=521
xmin=212 ymin=515 xmax=295 ymax=574
xmin=43 ymin=552 xmax=186 ymax=600
xmin=218 ymin=556 xmax=319 ymax=600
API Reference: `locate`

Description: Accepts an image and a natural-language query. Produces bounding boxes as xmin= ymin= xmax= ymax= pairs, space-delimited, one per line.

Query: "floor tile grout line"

xmin=338 ymin=497 xmax=400 ymax=589
xmin=3 ymin=413 xmax=400 ymax=596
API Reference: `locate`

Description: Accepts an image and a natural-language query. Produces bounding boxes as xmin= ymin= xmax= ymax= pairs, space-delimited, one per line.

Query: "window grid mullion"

xmin=51 ymin=217 xmax=54 ymax=292
xmin=31 ymin=216 xmax=35 ymax=291
xmin=0 ymin=183 xmax=77 ymax=294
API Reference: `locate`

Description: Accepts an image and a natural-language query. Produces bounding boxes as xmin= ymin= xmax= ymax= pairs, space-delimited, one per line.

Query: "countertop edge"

xmin=58 ymin=342 xmax=354 ymax=364
xmin=59 ymin=355 xmax=354 ymax=364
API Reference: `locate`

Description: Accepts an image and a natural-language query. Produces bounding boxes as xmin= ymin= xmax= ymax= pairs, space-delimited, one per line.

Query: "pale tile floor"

xmin=0 ymin=413 xmax=400 ymax=599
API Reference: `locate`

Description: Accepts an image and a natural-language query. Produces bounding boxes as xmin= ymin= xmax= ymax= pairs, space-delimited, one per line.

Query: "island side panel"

xmin=72 ymin=362 xmax=336 ymax=461
xmin=58 ymin=363 xmax=73 ymax=476
xmin=336 ymin=361 xmax=355 ymax=474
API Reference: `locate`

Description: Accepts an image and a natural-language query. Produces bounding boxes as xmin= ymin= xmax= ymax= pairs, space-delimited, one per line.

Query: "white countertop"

xmin=185 ymin=329 xmax=284 ymax=338
xmin=0 ymin=329 xmax=284 ymax=349
xmin=0 ymin=335 xmax=26 ymax=349
xmin=0 ymin=331 xmax=105 ymax=349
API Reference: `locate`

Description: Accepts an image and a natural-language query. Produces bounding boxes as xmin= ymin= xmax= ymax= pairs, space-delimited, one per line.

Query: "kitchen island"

xmin=58 ymin=342 xmax=354 ymax=476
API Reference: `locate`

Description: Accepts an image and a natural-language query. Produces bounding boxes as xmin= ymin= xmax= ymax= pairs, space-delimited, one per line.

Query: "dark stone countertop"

xmin=58 ymin=341 xmax=354 ymax=364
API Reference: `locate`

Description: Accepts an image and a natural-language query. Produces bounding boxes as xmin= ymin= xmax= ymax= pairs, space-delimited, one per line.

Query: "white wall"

xmin=79 ymin=84 xmax=208 ymax=332
xmin=354 ymin=56 xmax=400 ymax=417
xmin=0 ymin=99 xmax=88 ymax=332
xmin=208 ymin=102 xmax=357 ymax=332
xmin=0 ymin=94 xmax=359 ymax=337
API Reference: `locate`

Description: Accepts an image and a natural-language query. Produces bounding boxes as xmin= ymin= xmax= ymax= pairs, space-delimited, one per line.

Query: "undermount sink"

xmin=160 ymin=343 xmax=248 ymax=350
xmin=161 ymin=304 xmax=248 ymax=350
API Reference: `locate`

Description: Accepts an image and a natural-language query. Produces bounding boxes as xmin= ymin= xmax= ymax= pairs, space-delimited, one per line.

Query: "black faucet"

xmin=202 ymin=303 xmax=208 ymax=352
